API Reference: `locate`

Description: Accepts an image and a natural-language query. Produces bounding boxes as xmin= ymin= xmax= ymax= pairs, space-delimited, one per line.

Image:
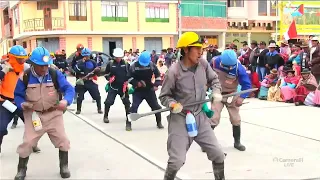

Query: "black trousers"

xmin=130 ymin=90 xmax=161 ymax=122
xmin=75 ymin=80 xmax=101 ymax=103
xmin=105 ymin=88 xmax=130 ymax=107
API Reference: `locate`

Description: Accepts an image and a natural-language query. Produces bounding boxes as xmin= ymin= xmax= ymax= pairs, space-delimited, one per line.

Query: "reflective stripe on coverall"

xmin=159 ymin=58 xmax=225 ymax=172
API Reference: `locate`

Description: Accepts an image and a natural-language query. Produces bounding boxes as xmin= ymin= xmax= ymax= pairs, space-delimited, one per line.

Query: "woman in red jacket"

xmin=247 ymin=65 xmax=261 ymax=97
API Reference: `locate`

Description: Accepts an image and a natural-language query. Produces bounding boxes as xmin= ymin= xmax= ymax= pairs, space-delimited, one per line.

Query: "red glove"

xmin=109 ymin=76 xmax=116 ymax=83
xmin=123 ymin=81 xmax=128 ymax=93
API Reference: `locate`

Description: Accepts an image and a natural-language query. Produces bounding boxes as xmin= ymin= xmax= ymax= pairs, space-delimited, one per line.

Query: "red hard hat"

xmin=76 ymin=44 xmax=84 ymax=49
xmin=55 ymin=50 xmax=62 ymax=55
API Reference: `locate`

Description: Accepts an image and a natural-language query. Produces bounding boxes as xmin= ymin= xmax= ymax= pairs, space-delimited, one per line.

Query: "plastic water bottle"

xmin=32 ymin=112 xmax=43 ymax=131
xmin=185 ymin=111 xmax=198 ymax=137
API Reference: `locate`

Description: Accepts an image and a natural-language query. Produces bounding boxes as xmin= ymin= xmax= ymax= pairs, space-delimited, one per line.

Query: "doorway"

xmin=43 ymin=6 xmax=52 ymax=30
xmin=109 ymin=41 xmax=116 ymax=57
xmin=102 ymin=38 xmax=123 ymax=55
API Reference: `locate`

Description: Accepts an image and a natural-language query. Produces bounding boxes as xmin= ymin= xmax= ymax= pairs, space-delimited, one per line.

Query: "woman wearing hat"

xmin=280 ymin=69 xmax=300 ymax=103
xmin=294 ymin=68 xmax=318 ymax=106
xmin=258 ymin=68 xmax=278 ymax=100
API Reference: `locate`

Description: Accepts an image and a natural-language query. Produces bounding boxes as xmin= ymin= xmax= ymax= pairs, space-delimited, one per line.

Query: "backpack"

xmin=23 ymin=67 xmax=62 ymax=100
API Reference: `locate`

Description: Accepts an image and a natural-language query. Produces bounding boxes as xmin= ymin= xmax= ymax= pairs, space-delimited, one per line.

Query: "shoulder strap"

xmin=48 ymin=67 xmax=59 ymax=91
xmin=23 ymin=68 xmax=32 ymax=88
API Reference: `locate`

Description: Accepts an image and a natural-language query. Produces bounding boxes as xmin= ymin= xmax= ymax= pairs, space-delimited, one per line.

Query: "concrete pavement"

xmin=69 ymin=77 xmax=320 ymax=179
xmin=0 ymin=112 xmax=165 ymax=179
xmin=1 ymin=76 xmax=320 ymax=179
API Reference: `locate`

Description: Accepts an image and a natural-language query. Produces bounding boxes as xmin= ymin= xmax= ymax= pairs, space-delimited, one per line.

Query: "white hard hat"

xmin=311 ymin=37 xmax=319 ymax=41
xmin=113 ymin=48 xmax=124 ymax=57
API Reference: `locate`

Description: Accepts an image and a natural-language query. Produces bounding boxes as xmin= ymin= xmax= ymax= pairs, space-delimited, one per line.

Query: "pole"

xmin=178 ymin=1 xmax=182 ymax=38
xmin=275 ymin=0 xmax=278 ymax=42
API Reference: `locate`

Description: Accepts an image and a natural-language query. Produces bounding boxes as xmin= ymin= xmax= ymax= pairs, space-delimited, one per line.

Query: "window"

xmin=37 ymin=1 xmax=58 ymax=10
xmin=145 ymin=3 xmax=169 ymax=22
xmin=270 ymin=0 xmax=277 ymax=16
xmin=181 ymin=1 xmax=226 ymax=18
xmin=296 ymin=8 xmax=320 ymax=25
xmin=69 ymin=0 xmax=87 ymax=21
xmin=227 ymin=0 xmax=244 ymax=7
xmin=101 ymin=1 xmax=128 ymax=22
xmin=258 ymin=0 xmax=267 ymax=16
xmin=13 ymin=7 xmax=18 ymax=25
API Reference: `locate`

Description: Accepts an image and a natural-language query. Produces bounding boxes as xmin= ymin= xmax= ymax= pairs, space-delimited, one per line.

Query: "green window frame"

xmin=145 ymin=4 xmax=169 ymax=23
xmin=101 ymin=1 xmax=128 ymax=22
xmin=181 ymin=1 xmax=226 ymax=18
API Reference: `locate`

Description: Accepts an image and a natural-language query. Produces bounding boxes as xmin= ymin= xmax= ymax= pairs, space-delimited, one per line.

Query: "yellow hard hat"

xmin=176 ymin=32 xmax=203 ymax=48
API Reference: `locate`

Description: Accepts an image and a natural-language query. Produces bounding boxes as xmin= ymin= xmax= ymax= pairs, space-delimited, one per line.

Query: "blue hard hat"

xmin=221 ymin=49 xmax=237 ymax=66
xmin=29 ymin=47 xmax=52 ymax=66
xmin=81 ymin=48 xmax=91 ymax=57
xmin=138 ymin=51 xmax=151 ymax=67
xmin=9 ymin=45 xmax=27 ymax=58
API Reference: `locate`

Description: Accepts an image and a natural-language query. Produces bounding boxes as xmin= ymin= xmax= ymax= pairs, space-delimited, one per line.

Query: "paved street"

xmin=1 ymin=76 xmax=320 ymax=179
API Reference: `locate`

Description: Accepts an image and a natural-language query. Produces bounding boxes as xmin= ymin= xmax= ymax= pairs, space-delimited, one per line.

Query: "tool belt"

xmin=35 ymin=106 xmax=56 ymax=113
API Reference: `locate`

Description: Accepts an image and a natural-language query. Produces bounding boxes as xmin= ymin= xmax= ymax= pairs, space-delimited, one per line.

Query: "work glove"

xmin=137 ymin=80 xmax=146 ymax=88
xmin=234 ymin=97 xmax=244 ymax=107
xmin=21 ymin=102 xmax=33 ymax=110
xmin=105 ymin=83 xmax=110 ymax=92
xmin=109 ymin=76 xmax=115 ymax=84
xmin=128 ymin=87 xmax=135 ymax=94
xmin=209 ymin=93 xmax=223 ymax=102
xmin=1 ymin=63 xmax=13 ymax=74
xmin=169 ymin=102 xmax=183 ymax=114
xmin=76 ymin=78 xmax=84 ymax=85
xmin=202 ymin=103 xmax=214 ymax=118
xmin=94 ymin=67 xmax=100 ymax=72
xmin=55 ymin=100 xmax=68 ymax=111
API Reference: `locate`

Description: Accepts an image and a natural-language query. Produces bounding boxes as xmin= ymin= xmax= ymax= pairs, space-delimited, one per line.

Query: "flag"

xmin=284 ymin=20 xmax=297 ymax=40
xmin=291 ymin=4 xmax=304 ymax=17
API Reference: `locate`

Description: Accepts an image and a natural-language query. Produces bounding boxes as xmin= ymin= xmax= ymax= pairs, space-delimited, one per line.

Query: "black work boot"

xmin=155 ymin=113 xmax=164 ymax=129
xmin=59 ymin=150 xmax=71 ymax=178
xmin=11 ymin=124 xmax=17 ymax=129
xmin=233 ymin=125 xmax=246 ymax=151
xmin=103 ymin=106 xmax=110 ymax=123
xmin=96 ymin=99 xmax=103 ymax=114
xmin=11 ymin=116 xmax=18 ymax=129
xmin=32 ymin=146 xmax=41 ymax=153
xmin=76 ymin=101 xmax=82 ymax=115
xmin=163 ymin=164 xmax=178 ymax=180
xmin=212 ymin=161 xmax=225 ymax=180
xmin=125 ymin=118 xmax=132 ymax=131
xmin=14 ymin=156 xmax=29 ymax=180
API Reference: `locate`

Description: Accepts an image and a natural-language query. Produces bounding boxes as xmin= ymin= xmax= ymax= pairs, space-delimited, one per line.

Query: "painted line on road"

xmin=67 ymin=111 xmax=188 ymax=180
xmin=241 ymin=121 xmax=320 ymax=142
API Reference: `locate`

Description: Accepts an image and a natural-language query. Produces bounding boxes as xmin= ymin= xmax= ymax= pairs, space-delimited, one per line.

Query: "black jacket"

xmin=206 ymin=49 xmax=220 ymax=62
xmin=257 ymin=49 xmax=269 ymax=67
xmin=105 ymin=59 xmax=129 ymax=88
xmin=128 ymin=61 xmax=161 ymax=91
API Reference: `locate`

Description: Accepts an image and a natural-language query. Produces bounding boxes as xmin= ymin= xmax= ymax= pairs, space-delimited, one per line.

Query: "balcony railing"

xmin=23 ymin=17 xmax=64 ymax=32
